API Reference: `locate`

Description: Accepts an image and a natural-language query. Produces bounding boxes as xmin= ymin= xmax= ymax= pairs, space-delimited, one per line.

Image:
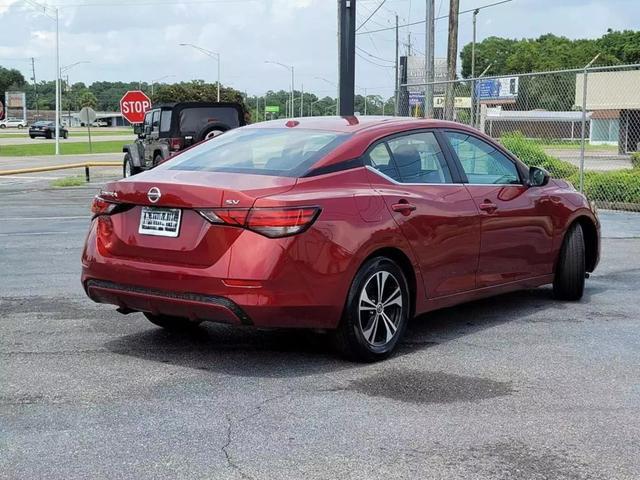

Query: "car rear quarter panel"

xmin=251 ymin=167 xmax=425 ymax=322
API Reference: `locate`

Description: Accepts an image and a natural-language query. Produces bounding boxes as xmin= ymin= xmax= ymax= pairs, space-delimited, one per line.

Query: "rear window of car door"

xmin=366 ymin=131 xmax=452 ymax=184
xmin=445 ymin=131 xmax=520 ymax=185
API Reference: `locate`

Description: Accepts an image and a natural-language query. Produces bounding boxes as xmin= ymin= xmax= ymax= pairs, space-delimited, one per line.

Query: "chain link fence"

xmin=399 ymin=64 xmax=640 ymax=212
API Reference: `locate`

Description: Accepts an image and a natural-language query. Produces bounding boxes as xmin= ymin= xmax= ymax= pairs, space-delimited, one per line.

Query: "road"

xmin=1 ymin=179 xmax=639 ymax=480
xmin=543 ymin=147 xmax=633 ymax=171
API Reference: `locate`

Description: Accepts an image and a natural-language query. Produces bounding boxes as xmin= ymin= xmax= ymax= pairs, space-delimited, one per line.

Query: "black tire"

xmin=29 ymin=135 xmax=35 ymax=139
xmin=553 ymin=223 xmax=586 ymax=301
xmin=144 ymin=313 xmax=201 ymax=331
xmin=63 ymin=131 xmax=68 ymax=139
xmin=123 ymin=153 xmax=142 ymax=178
xmin=45 ymin=131 xmax=52 ymax=139
xmin=154 ymin=154 xmax=164 ymax=167
xmin=332 ymin=257 xmax=410 ymax=362
xmin=0 ymin=124 xmax=5 ymax=129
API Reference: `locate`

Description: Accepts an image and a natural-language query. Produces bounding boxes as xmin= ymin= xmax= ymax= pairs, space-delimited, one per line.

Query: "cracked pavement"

xmin=1 ymin=181 xmax=640 ymax=479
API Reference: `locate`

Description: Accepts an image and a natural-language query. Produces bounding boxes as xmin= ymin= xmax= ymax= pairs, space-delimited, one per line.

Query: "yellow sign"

xmin=434 ymin=96 xmax=471 ymax=109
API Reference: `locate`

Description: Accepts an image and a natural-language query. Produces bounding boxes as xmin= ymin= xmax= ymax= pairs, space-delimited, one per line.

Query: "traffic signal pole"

xmin=338 ymin=0 xmax=356 ymax=116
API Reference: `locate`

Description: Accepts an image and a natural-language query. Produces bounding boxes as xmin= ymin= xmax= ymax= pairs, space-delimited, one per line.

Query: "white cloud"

xmin=0 ymin=0 xmax=638 ymax=99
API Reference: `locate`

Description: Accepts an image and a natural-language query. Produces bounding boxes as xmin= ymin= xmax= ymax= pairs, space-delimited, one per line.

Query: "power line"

xmin=356 ymin=46 xmax=394 ymax=63
xmin=356 ymin=0 xmax=386 ymax=32
xmin=355 ymin=52 xmax=395 ymax=69
xmin=357 ymin=2 xmax=392 ymax=29
xmin=357 ymin=0 xmax=514 ymax=35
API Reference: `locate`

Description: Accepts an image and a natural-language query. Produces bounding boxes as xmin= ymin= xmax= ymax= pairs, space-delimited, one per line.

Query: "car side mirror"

xmin=529 ymin=166 xmax=550 ymax=187
xmin=133 ymin=124 xmax=142 ymax=135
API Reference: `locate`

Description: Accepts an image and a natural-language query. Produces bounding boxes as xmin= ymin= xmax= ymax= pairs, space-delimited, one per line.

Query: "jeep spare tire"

xmin=195 ymin=124 xmax=228 ymax=143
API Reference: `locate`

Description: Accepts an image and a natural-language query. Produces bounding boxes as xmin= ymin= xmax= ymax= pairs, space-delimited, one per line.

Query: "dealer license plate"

xmin=138 ymin=207 xmax=181 ymax=237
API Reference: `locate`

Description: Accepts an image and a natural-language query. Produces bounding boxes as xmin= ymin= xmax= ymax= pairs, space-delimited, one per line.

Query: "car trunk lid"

xmin=96 ymin=171 xmax=297 ymax=267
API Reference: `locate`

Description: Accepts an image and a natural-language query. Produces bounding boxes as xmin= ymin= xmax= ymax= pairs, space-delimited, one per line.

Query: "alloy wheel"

xmin=358 ymin=270 xmax=403 ymax=347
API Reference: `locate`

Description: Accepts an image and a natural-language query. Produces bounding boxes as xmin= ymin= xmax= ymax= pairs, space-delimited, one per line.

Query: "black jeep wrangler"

xmin=123 ymin=102 xmax=245 ymax=177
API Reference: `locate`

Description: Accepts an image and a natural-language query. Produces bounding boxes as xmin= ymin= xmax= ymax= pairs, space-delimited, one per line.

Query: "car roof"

xmin=246 ymin=115 xmax=466 ymax=134
xmin=247 ymin=116 xmax=492 ymax=172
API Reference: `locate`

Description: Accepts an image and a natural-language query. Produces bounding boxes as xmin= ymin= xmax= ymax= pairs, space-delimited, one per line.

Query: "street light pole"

xmin=311 ymin=99 xmax=320 ymax=116
xmin=151 ymin=74 xmax=176 ymax=96
xmin=266 ymin=61 xmax=295 ymax=117
xmin=60 ymin=61 xmax=90 ymax=128
xmin=55 ymin=7 xmax=60 ymax=155
xmin=179 ymin=43 xmax=221 ymax=102
xmin=23 ymin=0 xmax=61 ymax=153
xmin=315 ymin=77 xmax=339 ymax=115
xmin=355 ymin=85 xmax=368 ymax=115
xmin=291 ymin=67 xmax=295 ymax=117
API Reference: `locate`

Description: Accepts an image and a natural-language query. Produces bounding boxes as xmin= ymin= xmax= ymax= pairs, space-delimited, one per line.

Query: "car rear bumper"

xmin=81 ymin=221 xmax=347 ymax=329
xmin=85 ymin=279 xmax=252 ymax=325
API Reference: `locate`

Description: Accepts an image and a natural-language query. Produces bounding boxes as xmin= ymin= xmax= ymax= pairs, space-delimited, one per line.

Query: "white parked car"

xmin=0 ymin=118 xmax=27 ymax=128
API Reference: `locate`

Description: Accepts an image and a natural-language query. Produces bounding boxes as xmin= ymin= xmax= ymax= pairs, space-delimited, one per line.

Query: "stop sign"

xmin=119 ymin=90 xmax=152 ymax=124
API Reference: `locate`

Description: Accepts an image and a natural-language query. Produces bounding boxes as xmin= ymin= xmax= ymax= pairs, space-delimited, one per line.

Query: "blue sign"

xmin=409 ymin=92 xmax=424 ymax=106
xmin=476 ymin=80 xmax=499 ymax=100
xmin=475 ymin=77 xmax=519 ymax=101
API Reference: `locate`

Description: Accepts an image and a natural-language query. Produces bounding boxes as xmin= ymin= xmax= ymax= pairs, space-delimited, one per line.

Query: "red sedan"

xmin=82 ymin=116 xmax=600 ymax=361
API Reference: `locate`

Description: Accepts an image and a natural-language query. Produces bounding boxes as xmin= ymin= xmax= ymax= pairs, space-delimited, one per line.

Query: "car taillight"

xmin=169 ymin=138 xmax=183 ymax=151
xmin=197 ymin=206 xmax=320 ymax=238
xmin=91 ymin=195 xmax=119 ymax=217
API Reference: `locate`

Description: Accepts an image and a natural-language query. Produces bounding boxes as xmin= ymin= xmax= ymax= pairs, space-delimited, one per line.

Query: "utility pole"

xmin=444 ymin=0 xmax=460 ymax=121
xmin=470 ymin=8 xmax=479 ymax=127
xmin=31 ymin=57 xmax=39 ymax=120
xmin=394 ymin=14 xmax=399 ymax=115
xmin=338 ymin=0 xmax=356 ymax=116
xmin=424 ymin=0 xmax=435 ymax=118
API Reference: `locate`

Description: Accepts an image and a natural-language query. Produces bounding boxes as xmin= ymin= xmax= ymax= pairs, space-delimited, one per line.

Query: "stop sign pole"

xmin=119 ymin=90 xmax=152 ymax=124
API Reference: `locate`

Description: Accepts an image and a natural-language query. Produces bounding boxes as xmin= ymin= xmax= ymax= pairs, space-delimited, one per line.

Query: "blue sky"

xmin=0 ymin=0 xmax=638 ymax=99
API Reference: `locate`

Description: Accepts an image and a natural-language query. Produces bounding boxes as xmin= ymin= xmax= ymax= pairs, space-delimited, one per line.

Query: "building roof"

xmin=486 ymin=109 xmax=589 ymax=122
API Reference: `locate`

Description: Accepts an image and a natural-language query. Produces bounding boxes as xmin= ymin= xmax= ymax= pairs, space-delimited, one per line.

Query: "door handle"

xmin=391 ymin=201 xmax=417 ymax=216
xmin=479 ymin=201 xmax=498 ymax=213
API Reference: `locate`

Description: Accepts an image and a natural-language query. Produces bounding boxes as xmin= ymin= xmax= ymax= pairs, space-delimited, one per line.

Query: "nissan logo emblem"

xmin=147 ymin=187 xmax=161 ymax=203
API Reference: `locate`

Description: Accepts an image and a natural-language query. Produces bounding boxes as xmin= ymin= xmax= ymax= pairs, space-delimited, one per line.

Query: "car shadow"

xmin=103 ymin=285 xmax=583 ymax=378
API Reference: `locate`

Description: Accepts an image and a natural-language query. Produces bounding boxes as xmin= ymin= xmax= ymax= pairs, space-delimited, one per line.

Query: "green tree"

xmin=459 ymin=31 xmax=636 ymax=111
xmin=0 ymin=65 xmax=27 ymax=94
xmin=598 ymin=29 xmax=640 ymax=64
xmin=78 ymin=90 xmax=98 ymax=109
xmin=153 ymin=80 xmax=249 ymax=121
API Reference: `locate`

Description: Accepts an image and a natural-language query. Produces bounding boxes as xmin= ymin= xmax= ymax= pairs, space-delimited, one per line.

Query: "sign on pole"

xmin=79 ymin=107 xmax=97 ymax=153
xmin=265 ymin=105 xmax=280 ymax=113
xmin=475 ymin=77 xmax=519 ymax=102
xmin=119 ymin=90 xmax=151 ymax=124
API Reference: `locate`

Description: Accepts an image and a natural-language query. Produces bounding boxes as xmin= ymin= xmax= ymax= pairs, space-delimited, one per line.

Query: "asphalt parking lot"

xmin=1 ymin=177 xmax=640 ymax=480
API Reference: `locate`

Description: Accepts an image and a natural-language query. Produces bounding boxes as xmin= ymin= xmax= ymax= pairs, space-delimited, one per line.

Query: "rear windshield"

xmin=166 ymin=128 xmax=348 ymax=177
xmin=179 ymin=106 xmax=243 ymax=134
